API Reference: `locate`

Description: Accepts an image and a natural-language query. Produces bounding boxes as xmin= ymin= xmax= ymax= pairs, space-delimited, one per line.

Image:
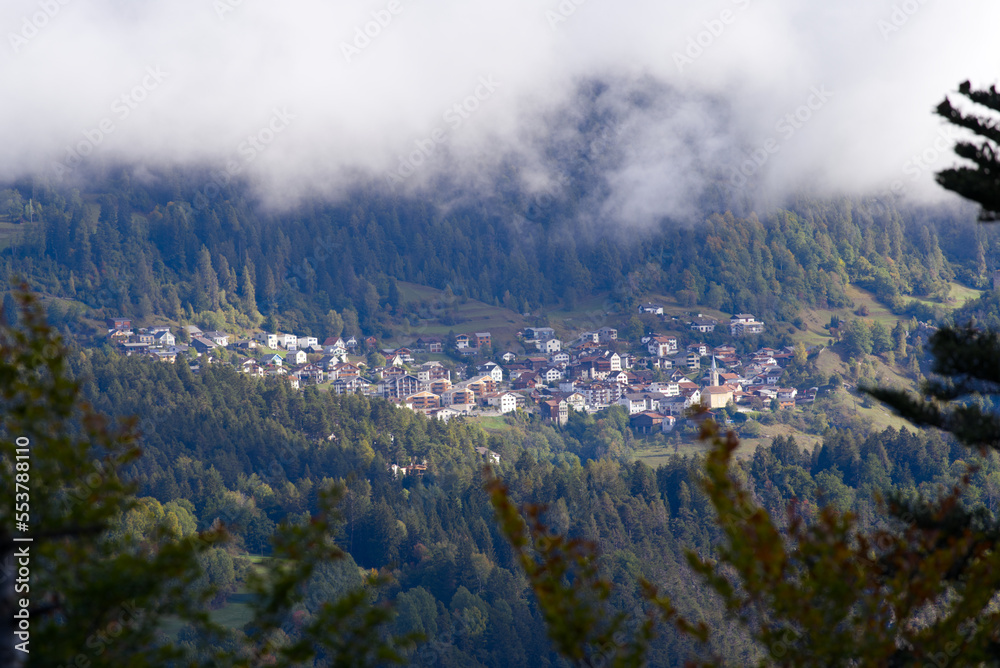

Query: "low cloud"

xmin=1 ymin=0 xmax=998 ymax=224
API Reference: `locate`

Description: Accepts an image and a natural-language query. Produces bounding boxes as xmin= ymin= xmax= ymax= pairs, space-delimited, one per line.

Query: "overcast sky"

xmin=2 ymin=0 xmax=999 ymax=223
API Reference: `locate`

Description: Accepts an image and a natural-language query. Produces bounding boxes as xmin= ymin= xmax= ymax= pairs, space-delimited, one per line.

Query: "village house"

xmin=523 ymin=327 xmax=555 ymax=342
xmin=539 ymin=398 xmax=569 ymax=425
xmin=638 ymin=303 xmax=664 ymax=315
xmin=598 ymin=327 xmax=618 ymax=342
xmin=690 ymin=317 xmax=717 ymax=333
xmin=256 ymin=332 xmax=279 ymax=348
xmin=488 ymin=392 xmax=519 ymax=414
xmin=473 ymin=332 xmax=492 ymax=349
xmin=454 ymin=334 xmax=471 ymax=349
xmin=647 ymin=335 xmax=678 ymax=358
xmin=538 ymin=338 xmax=562 ymax=354
xmin=475 ymin=446 xmax=501 ymax=464
xmin=405 ymin=391 xmax=440 ymax=411
xmin=730 ymin=314 xmax=765 ymax=336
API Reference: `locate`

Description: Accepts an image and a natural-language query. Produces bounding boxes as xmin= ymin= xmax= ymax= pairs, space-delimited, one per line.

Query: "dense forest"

xmin=0 ymin=172 xmax=994 ymax=340
xmin=64 ymin=348 xmax=997 ymax=666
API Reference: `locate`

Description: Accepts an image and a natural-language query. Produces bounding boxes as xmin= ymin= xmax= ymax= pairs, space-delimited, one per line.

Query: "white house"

xmin=257 ymin=332 xmax=279 ymax=349
xmin=290 ymin=349 xmax=308 ymax=365
xmin=277 ymin=333 xmax=297 ymax=348
xmin=492 ymin=392 xmax=518 ymax=414
xmin=538 ymin=338 xmax=561 ymax=354
xmin=297 ymin=336 xmax=319 ymax=349
xmin=479 ymin=362 xmax=503 ymax=383
xmin=639 ymin=303 xmax=664 ymax=315
xmin=153 ymin=330 xmax=176 ymax=346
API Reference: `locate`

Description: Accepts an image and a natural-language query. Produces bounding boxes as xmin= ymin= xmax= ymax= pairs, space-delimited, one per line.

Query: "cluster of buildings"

xmin=104 ymin=308 xmax=807 ymax=433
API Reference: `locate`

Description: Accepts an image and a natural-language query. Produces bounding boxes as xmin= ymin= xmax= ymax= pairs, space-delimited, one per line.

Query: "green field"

xmin=393 ymin=281 xmax=528 ymax=351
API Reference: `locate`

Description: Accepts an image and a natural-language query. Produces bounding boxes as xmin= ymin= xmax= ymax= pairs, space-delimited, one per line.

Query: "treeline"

xmin=0 ymin=173 xmax=992 ymax=342
xmin=67 ymin=349 xmax=1000 ymax=666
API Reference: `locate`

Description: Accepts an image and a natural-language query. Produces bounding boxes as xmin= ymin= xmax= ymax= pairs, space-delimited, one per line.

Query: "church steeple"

xmin=710 ymin=354 xmax=719 ymax=387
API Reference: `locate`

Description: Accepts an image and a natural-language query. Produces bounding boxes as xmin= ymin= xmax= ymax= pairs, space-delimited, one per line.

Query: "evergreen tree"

xmin=935 ymin=81 xmax=1000 ymax=220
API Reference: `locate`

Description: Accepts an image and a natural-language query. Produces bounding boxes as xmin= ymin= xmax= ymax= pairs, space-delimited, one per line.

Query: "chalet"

xmin=598 ymin=327 xmax=618 ymax=342
xmin=501 ymin=351 xmax=517 ymax=363
xmin=631 ymin=411 xmax=665 ymax=433
xmin=203 ymin=331 xmax=230 ymax=347
xmin=638 ymin=303 xmax=664 ymax=315
xmin=539 ymin=367 xmax=563 ymax=384
xmin=690 ymin=317 xmax=717 ymax=333
xmin=191 ymin=337 xmax=219 ymax=354
xmin=264 ymin=353 xmax=283 ymax=366
xmin=478 ymin=362 xmax=503 ymax=383
xmin=647 ymin=335 xmax=678 ymax=358
xmin=523 ymin=327 xmax=555 ymax=341
xmin=455 ymin=334 xmax=471 ymax=349
xmin=550 ymin=351 xmax=571 ymax=366
xmin=346 ymin=336 xmax=359 ymax=350
xmin=107 ymin=317 xmax=132 ymax=330
xmin=334 ymin=362 xmax=360 ymax=378
xmin=365 ymin=336 xmax=378 ymax=348
xmin=512 ymin=373 xmax=539 ymax=390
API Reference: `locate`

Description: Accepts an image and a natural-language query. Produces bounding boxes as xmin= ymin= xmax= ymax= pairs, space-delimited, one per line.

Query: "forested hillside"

xmin=68 ymin=349 xmax=994 ymax=666
xmin=0 ymin=173 xmax=993 ymax=341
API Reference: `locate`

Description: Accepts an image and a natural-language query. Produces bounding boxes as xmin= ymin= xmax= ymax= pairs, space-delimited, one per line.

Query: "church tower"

xmin=710 ymin=355 xmax=719 ymax=387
